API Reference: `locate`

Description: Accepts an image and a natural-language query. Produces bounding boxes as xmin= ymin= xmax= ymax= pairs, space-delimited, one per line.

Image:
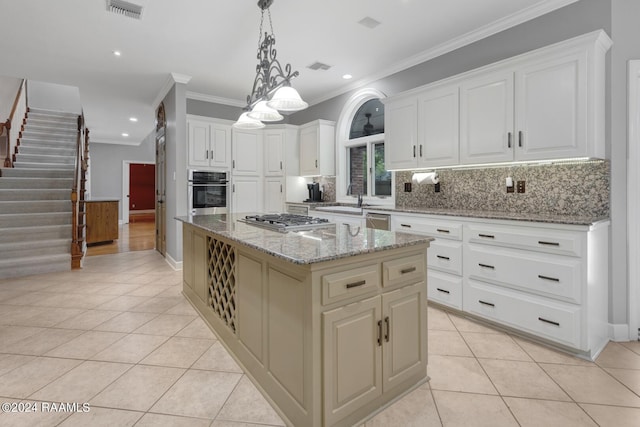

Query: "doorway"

xmin=156 ymin=103 xmax=167 ymax=257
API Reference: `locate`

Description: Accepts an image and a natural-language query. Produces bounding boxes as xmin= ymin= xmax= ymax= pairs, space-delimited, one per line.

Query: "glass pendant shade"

xmin=247 ymin=100 xmax=284 ymax=122
xmin=266 ymin=86 xmax=308 ymax=112
xmin=233 ymin=112 xmax=265 ymax=129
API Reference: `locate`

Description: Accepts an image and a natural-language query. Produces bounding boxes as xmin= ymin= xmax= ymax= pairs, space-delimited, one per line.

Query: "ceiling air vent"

xmin=358 ymin=17 xmax=381 ymax=29
xmin=307 ymin=62 xmax=332 ymax=71
xmin=106 ymin=0 xmax=143 ymax=20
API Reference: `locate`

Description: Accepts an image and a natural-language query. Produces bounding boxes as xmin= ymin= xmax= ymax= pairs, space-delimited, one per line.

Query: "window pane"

xmin=348 ymin=145 xmax=367 ymax=196
xmin=373 ymin=142 xmax=391 ymax=196
xmin=349 ymin=99 xmax=384 ymax=139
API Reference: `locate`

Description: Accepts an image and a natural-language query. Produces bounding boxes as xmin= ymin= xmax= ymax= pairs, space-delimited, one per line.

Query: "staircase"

xmin=0 ymin=108 xmax=78 ymax=279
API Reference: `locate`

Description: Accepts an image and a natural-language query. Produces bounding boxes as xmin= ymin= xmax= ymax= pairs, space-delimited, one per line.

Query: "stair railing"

xmin=71 ymin=113 xmax=89 ymax=269
xmin=1 ymin=79 xmax=26 ymax=167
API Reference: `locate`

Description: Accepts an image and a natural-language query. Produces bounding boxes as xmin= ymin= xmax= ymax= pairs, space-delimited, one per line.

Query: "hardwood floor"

xmin=86 ymin=220 xmax=155 ymax=256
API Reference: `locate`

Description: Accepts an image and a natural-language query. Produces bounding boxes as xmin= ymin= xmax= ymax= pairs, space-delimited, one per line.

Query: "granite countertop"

xmin=177 ymin=213 xmax=433 ymax=265
xmin=362 ymin=206 xmax=608 ymax=226
xmin=307 ymin=204 xmax=607 ymax=226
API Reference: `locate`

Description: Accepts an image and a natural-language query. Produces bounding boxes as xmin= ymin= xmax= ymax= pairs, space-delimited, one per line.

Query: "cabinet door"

xmin=232 ymin=129 xmax=263 ymax=175
xmin=381 ymin=283 xmax=426 ymax=390
xmin=417 ymin=85 xmax=460 ymax=167
xmin=323 ymin=296 xmax=382 ymax=426
xmin=460 ymin=71 xmax=514 ymax=164
xmin=188 ymin=119 xmax=211 ymax=168
xmin=384 ymin=98 xmax=418 ymax=170
xmin=232 ymin=176 xmax=263 ymax=213
xmin=264 ymin=177 xmax=284 ymax=213
xmin=515 ymin=52 xmax=586 ymax=160
xmin=299 ymin=125 xmax=319 ymax=176
xmin=264 ymin=130 xmax=284 ymax=176
xmin=210 ymin=123 xmax=231 ymax=170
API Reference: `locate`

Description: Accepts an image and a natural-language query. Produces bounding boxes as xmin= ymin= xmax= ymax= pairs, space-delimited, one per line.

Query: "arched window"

xmin=336 ymin=89 xmax=393 ymax=205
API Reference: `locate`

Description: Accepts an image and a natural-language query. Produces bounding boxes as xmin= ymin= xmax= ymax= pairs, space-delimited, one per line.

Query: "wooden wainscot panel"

xmin=237 ymin=253 xmax=265 ymax=365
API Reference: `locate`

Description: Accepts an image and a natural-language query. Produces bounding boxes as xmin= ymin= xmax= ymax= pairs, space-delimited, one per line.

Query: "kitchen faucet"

xmin=347 ymin=183 xmax=363 ymax=208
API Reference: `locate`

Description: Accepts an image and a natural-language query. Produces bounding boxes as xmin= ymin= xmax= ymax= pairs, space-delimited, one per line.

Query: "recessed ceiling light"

xmin=342 ymin=74 xmax=353 ymax=80
xmin=129 ymin=117 xmax=138 ymax=122
xmin=113 ymin=50 xmax=121 ymax=57
xmin=122 ymin=133 xmax=129 ymax=137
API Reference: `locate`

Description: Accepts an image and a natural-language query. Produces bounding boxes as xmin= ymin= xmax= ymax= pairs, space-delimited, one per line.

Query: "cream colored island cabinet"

xmin=179 ymin=215 xmax=431 ymax=427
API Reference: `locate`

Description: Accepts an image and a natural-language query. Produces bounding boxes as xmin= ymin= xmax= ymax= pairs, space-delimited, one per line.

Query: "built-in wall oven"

xmin=188 ymin=170 xmax=229 ymax=215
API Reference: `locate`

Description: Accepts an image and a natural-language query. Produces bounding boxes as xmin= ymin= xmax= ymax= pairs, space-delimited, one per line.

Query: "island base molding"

xmin=182 ymin=223 xmax=430 ymax=427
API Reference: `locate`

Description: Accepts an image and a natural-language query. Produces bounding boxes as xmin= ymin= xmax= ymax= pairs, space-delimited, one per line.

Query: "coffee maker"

xmin=306 ymin=183 xmax=323 ymax=202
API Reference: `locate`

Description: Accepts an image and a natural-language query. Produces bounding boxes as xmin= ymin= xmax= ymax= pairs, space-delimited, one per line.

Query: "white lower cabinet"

xmin=463 ymin=220 xmax=609 ymax=358
xmin=391 ymin=211 xmax=609 ymax=358
xmin=392 ymin=213 xmax=463 ymax=310
xmin=231 ymin=176 xmax=262 ymax=214
xmin=312 ymin=211 xmax=366 ymax=229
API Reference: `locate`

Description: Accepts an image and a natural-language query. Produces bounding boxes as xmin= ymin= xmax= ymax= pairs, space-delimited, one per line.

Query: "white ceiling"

xmin=0 ymin=0 xmax=576 ymax=145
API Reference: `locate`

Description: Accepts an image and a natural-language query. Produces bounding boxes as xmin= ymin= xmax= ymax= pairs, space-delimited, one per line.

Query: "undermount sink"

xmin=315 ymin=206 xmax=363 ymax=214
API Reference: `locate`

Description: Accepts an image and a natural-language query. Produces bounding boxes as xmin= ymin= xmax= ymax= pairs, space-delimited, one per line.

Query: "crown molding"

xmin=186 ymin=91 xmax=246 ymax=108
xmin=152 ymin=72 xmax=193 ymax=109
xmin=308 ymin=0 xmax=580 ymax=106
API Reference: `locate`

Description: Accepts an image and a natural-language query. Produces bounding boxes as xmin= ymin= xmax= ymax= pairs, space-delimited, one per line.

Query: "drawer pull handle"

xmin=437 ymin=288 xmax=450 ymax=294
xmin=436 ymin=255 xmax=450 ymax=260
xmin=400 ymin=223 xmax=412 ymax=228
xmin=346 ymin=280 xmax=366 ymax=289
xmin=384 ymin=316 xmax=390 ymax=342
xmin=538 ymin=317 xmax=560 ymax=327
xmin=400 ymin=266 xmax=417 ymax=274
xmin=479 ymin=300 xmax=495 ymax=307
xmin=437 ymin=228 xmax=450 ymax=234
xmin=538 ymin=275 xmax=560 ymax=282
xmin=479 ymin=234 xmax=495 ymax=239
xmin=479 ymin=263 xmax=495 ymax=270
xmin=377 ymin=320 xmax=383 ymax=346
xmin=538 ymin=241 xmax=560 ymax=246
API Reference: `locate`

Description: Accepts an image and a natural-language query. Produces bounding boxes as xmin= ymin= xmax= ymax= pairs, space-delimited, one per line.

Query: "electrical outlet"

xmin=404 ymin=182 xmax=412 ymax=192
xmin=517 ymin=180 xmax=526 ymax=193
xmin=434 ymin=182 xmax=441 ymax=193
xmin=507 ymin=186 xmax=514 ymax=193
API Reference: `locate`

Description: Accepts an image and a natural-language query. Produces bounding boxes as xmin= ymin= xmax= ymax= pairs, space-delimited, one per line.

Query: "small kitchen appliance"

xmin=306 ymin=183 xmax=323 ymax=202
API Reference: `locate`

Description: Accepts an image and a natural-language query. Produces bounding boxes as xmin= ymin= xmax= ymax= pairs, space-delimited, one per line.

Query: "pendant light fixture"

xmin=233 ymin=0 xmax=307 ymax=129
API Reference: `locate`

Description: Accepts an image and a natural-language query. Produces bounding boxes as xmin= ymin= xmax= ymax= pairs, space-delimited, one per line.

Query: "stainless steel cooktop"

xmin=238 ymin=214 xmax=331 ymax=232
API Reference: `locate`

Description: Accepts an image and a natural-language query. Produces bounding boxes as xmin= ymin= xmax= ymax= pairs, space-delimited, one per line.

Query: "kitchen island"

xmin=178 ymin=214 xmax=433 ymax=427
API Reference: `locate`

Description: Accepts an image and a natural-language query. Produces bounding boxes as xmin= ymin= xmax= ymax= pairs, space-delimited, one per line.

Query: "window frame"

xmin=336 ymin=88 xmax=394 ymax=206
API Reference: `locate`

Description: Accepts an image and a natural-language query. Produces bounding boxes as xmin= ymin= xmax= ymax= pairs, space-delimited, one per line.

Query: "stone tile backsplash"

xmin=394 ymin=160 xmax=609 ymax=218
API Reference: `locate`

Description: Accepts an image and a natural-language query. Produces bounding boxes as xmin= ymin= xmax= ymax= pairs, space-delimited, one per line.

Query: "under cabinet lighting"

xmin=389 ymin=157 xmax=600 ymax=172
xmin=122 ymin=133 xmax=129 ymax=137
xmin=129 ymin=117 xmax=138 ymax=122
xmin=342 ymin=74 xmax=353 ymax=80
xmin=113 ymin=50 xmax=121 ymax=56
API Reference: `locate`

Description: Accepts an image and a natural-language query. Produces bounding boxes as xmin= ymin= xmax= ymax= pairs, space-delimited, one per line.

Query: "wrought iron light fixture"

xmin=233 ymin=0 xmax=308 ymax=129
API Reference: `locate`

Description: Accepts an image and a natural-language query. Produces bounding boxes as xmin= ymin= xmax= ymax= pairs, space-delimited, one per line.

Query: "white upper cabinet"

xmin=515 ymin=51 xmax=586 ymax=160
xmin=232 ymin=128 xmax=263 ymax=176
xmin=299 ymin=120 xmax=335 ymax=176
xmin=418 ymin=84 xmax=460 ymax=167
xmin=187 ymin=117 xmax=231 ymax=170
xmin=264 ymin=129 xmax=285 ymax=176
xmin=384 ymin=97 xmax=417 ymax=171
xmin=384 ymin=30 xmax=611 ymax=169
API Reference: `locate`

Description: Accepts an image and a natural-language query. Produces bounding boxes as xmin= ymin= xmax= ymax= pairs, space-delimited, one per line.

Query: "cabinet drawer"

xmin=322 ymin=264 xmax=380 ymax=305
xmin=427 ymin=240 xmax=462 ymax=275
xmin=465 ymin=224 xmax=582 ymax=256
xmin=393 ymin=216 xmax=462 ymax=241
xmin=427 ymin=270 xmax=462 ymax=310
xmin=464 ymin=279 xmax=582 ymax=350
xmin=383 ymin=254 xmax=426 ymax=288
xmin=465 ymin=244 xmax=582 ymax=303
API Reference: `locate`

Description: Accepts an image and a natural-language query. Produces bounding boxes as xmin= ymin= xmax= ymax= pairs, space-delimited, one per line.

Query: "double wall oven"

xmin=188 ymin=170 xmax=229 ymax=215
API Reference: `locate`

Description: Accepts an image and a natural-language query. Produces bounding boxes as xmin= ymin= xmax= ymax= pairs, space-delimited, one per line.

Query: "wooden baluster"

xmin=2 ymin=119 xmax=11 ymax=167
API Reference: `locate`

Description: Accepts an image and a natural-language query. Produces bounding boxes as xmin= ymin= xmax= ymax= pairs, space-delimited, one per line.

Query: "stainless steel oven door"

xmin=188 ymin=183 xmax=228 ymax=215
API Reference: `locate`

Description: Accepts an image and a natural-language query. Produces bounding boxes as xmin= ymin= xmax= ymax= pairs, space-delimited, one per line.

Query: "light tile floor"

xmin=0 ymin=250 xmax=639 ymax=426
